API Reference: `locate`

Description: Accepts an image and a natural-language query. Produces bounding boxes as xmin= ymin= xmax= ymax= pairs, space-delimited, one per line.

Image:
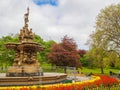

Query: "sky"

xmin=0 ymin=0 xmax=119 ymax=50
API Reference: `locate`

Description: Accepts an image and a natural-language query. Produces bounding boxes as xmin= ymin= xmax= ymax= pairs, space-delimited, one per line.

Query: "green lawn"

xmin=41 ymin=63 xmax=120 ymax=75
xmin=80 ymin=67 xmax=120 ymax=75
xmin=41 ymin=63 xmax=64 ymax=72
xmin=0 ymin=63 xmax=120 ymax=75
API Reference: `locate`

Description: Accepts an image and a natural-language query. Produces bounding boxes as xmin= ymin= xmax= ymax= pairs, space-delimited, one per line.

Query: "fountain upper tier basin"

xmin=5 ymin=42 xmax=44 ymax=52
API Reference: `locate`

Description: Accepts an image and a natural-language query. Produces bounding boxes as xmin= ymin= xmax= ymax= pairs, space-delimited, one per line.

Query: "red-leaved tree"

xmin=78 ymin=49 xmax=87 ymax=57
xmin=48 ymin=36 xmax=81 ymax=73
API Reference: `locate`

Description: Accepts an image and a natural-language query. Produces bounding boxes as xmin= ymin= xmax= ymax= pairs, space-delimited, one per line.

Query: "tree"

xmin=95 ymin=4 xmax=120 ymax=56
xmin=78 ymin=49 xmax=89 ymax=67
xmin=78 ymin=49 xmax=87 ymax=57
xmin=88 ymin=4 xmax=120 ymax=73
xmin=106 ymin=51 xmax=120 ymax=68
xmin=0 ymin=34 xmax=18 ymax=67
xmin=39 ymin=40 xmax=56 ymax=63
xmin=33 ymin=34 xmax=56 ymax=63
xmin=48 ymin=36 xmax=81 ymax=73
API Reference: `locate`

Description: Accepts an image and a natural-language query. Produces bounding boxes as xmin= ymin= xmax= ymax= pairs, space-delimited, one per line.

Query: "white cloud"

xmin=0 ymin=0 xmax=119 ymax=50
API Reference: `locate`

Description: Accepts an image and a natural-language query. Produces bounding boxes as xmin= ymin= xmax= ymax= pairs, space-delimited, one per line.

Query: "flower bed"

xmin=0 ymin=75 xmax=119 ymax=90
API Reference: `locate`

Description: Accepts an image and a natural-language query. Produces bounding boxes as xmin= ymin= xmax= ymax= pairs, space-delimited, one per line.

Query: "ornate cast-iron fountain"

xmin=0 ymin=8 xmax=67 ymax=86
xmin=6 ymin=8 xmax=44 ymax=77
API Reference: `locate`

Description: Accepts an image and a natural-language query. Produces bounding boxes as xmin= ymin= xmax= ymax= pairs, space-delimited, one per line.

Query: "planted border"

xmin=0 ymin=75 xmax=119 ymax=90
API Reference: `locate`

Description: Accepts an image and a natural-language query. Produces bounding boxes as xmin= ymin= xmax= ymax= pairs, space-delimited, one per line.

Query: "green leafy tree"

xmin=88 ymin=48 xmax=107 ymax=73
xmin=34 ymin=34 xmax=45 ymax=63
xmin=0 ymin=34 xmax=18 ymax=67
xmin=89 ymin=4 xmax=120 ymax=73
xmin=78 ymin=49 xmax=88 ymax=67
xmin=40 ymin=40 xmax=56 ymax=63
xmin=106 ymin=51 xmax=120 ymax=68
xmin=34 ymin=34 xmax=56 ymax=63
xmin=95 ymin=4 xmax=120 ymax=56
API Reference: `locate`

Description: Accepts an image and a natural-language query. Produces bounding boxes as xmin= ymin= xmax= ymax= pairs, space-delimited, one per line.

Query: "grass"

xmin=41 ymin=63 xmax=64 ymax=73
xmin=41 ymin=63 xmax=120 ymax=75
xmin=80 ymin=67 xmax=120 ymax=75
xmin=0 ymin=63 xmax=120 ymax=75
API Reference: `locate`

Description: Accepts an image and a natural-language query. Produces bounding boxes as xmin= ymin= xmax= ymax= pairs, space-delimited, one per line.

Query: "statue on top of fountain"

xmin=19 ymin=7 xmax=34 ymax=42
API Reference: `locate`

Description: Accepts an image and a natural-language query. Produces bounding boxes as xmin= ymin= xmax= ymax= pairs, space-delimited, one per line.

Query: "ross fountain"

xmin=5 ymin=7 xmax=43 ymax=77
xmin=0 ymin=8 xmax=67 ymax=86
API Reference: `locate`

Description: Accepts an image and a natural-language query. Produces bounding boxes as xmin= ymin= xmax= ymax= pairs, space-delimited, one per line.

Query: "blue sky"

xmin=0 ymin=0 xmax=119 ymax=50
xmin=33 ymin=0 xmax=58 ymax=6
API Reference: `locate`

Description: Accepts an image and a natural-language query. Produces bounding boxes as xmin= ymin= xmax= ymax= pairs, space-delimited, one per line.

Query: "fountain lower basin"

xmin=0 ymin=73 xmax=67 ymax=86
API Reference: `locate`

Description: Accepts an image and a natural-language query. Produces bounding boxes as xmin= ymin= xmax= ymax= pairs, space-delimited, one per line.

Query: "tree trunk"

xmin=100 ymin=60 xmax=104 ymax=74
xmin=100 ymin=59 xmax=104 ymax=74
xmin=64 ymin=67 xmax=67 ymax=73
xmin=100 ymin=65 xmax=104 ymax=74
xmin=51 ymin=64 xmax=54 ymax=70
